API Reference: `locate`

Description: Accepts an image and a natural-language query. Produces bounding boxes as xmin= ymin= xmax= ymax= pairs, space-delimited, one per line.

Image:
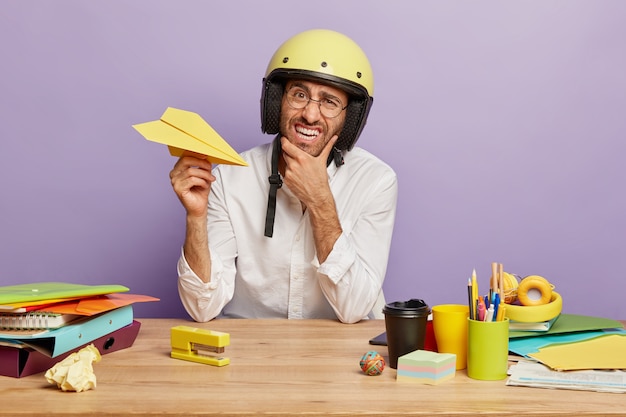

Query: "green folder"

xmin=0 ymin=282 xmax=129 ymax=306
xmin=509 ymin=313 xmax=624 ymax=338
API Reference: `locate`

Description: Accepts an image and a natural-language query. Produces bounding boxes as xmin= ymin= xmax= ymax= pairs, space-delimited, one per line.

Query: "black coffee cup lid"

xmin=383 ymin=298 xmax=430 ymax=317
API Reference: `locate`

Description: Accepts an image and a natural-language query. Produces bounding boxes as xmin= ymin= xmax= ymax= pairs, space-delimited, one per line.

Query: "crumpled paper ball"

xmin=45 ymin=344 xmax=102 ymax=392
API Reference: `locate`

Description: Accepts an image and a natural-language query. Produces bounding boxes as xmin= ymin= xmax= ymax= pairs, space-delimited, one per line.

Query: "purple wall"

xmin=2 ymin=1 xmax=625 ymax=319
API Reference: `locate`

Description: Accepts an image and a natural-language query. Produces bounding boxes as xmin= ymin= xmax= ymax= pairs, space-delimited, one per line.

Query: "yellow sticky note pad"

xmin=133 ymin=107 xmax=248 ymax=166
xmin=529 ymin=334 xmax=626 ymax=371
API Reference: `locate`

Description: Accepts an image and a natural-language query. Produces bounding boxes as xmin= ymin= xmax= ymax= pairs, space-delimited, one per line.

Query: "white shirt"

xmin=177 ymin=142 xmax=398 ymax=323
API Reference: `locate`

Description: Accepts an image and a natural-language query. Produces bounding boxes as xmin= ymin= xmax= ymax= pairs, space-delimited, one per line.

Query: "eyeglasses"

xmin=284 ymin=86 xmax=347 ymax=118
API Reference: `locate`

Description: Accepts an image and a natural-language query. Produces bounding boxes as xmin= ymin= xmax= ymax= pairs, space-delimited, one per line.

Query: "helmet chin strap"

xmin=264 ymin=135 xmax=344 ymax=238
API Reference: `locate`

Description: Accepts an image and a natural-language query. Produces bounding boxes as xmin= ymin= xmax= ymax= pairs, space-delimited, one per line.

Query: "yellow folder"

xmin=133 ymin=107 xmax=248 ymax=166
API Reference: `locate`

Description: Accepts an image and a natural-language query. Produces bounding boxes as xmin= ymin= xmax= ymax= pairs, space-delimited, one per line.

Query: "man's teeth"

xmin=296 ymin=127 xmax=319 ymax=140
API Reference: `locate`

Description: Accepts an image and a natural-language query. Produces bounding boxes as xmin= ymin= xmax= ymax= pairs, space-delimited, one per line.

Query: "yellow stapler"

xmin=170 ymin=325 xmax=230 ymax=366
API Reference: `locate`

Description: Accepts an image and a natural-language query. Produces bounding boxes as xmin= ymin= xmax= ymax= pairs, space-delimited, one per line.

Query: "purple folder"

xmin=0 ymin=319 xmax=141 ymax=378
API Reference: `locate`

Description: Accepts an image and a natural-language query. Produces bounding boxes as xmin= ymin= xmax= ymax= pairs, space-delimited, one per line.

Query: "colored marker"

xmin=477 ymin=298 xmax=486 ymax=321
xmin=485 ymin=305 xmax=494 ymax=322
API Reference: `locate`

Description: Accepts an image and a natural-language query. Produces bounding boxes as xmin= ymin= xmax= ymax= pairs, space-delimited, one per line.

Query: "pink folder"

xmin=0 ymin=320 xmax=141 ymax=378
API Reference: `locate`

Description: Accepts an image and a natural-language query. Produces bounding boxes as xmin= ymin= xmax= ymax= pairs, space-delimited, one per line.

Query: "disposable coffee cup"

xmin=383 ymin=299 xmax=430 ymax=369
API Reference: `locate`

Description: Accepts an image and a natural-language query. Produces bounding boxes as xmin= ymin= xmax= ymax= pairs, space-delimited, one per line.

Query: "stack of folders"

xmin=0 ymin=282 xmax=159 ymax=378
xmin=507 ymin=314 xmax=626 ymax=393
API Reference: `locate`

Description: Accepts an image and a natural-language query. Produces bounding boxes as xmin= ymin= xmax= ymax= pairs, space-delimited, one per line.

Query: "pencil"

xmin=496 ymin=305 xmax=505 ymax=321
xmin=467 ymin=278 xmax=474 ymax=320
xmin=498 ymin=263 xmax=505 ymax=301
xmin=471 ymin=269 xmax=478 ymax=320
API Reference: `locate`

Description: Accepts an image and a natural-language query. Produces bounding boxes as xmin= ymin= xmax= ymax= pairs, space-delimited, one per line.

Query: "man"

xmin=169 ymin=29 xmax=397 ymax=323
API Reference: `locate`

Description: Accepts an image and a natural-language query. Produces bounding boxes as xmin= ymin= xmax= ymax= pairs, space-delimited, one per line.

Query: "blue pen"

xmin=493 ymin=293 xmax=500 ymax=321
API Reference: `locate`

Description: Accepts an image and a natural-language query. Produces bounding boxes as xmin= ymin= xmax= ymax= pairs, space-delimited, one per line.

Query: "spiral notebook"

xmin=0 ymin=312 xmax=81 ymax=332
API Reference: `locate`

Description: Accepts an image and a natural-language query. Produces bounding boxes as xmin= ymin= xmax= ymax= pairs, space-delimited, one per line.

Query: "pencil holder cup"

xmin=432 ymin=304 xmax=469 ymax=370
xmin=466 ymin=318 xmax=509 ymax=381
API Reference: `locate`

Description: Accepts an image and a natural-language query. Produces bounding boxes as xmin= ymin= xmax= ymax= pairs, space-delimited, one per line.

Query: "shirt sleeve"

xmin=176 ymin=164 xmax=239 ymax=322
xmin=316 ymin=234 xmax=355 ymax=283
xmin=316 ymin=168 xmax=398 ymax=324
xmin=177 ymin=247 xmax=233 ymax=322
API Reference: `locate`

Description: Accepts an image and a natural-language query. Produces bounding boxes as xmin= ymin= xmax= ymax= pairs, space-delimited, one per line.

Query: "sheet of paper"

xmin=133 ymin=107 xmax=248 ymax=166
xmin=507 ymin=360 xmax=626 ymax=393
xmin=529 ymin=334 xmax=626 ymax=371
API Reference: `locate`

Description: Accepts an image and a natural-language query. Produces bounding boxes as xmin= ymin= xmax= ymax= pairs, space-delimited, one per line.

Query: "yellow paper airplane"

xmin=132 ymin=107 xmax=248 ymax=166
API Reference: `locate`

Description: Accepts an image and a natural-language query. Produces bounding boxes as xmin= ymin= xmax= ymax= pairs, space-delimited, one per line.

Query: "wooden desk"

xmin=3 ymin=319 xmax=625 ymax=416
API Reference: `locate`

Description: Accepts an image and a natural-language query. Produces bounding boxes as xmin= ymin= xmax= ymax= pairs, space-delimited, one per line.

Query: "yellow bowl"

xmin=504 ymin=291 xmax=562 ymax=323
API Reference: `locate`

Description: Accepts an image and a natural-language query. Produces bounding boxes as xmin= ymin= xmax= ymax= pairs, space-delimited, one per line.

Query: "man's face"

xmin=279 ymin=79 xmax=348 ymax=157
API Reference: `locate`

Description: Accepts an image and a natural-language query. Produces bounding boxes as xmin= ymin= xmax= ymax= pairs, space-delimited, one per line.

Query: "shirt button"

xmin=295 ymin=234 xmax=301 ymax=241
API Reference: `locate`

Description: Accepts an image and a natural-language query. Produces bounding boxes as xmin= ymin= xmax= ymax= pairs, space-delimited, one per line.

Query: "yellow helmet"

xmin=260 ymin=29 xmax=374 ymax=151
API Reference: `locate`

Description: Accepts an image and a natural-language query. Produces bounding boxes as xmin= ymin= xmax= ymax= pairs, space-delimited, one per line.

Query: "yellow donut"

xmin=517 ymin=275 xmax=552 ymax=306
xmin=504 ymin=291 xmax=562 ymax=323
